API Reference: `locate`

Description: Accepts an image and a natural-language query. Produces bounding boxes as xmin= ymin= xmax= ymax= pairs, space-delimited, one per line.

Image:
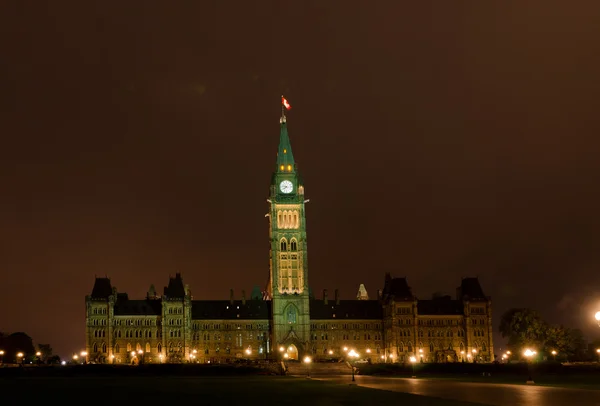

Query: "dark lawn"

xmin=0 ymin=375 xmax=486 ymax=405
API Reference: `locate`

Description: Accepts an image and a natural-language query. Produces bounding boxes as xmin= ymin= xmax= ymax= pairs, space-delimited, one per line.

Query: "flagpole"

xmin=281 ymin=95 xmax=286 ymax=122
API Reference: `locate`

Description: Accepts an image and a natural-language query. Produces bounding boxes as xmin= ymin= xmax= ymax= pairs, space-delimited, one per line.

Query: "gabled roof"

xmin=114 ymin=299 xmax=162 ymax=316
xmin=90 ymin=277 xmax=112 ymax=299
xmin=191 ymin=300 xmax=271 ymax=320
xmin=382 ymin=274 xmax=413 ymax=300
xmin=164 ymin=273 xmax=186 ymax=298
xmin=417 ymin=297 xmax=463 ymax=315
xmin=459 ymin=277 xmax=487 ymax=300
xmin=309 ymin=300 xmax=383 ymax=320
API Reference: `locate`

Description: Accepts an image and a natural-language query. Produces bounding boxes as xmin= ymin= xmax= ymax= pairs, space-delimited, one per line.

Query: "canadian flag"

xmin=281 ymin=96 xmax=291 ymax=110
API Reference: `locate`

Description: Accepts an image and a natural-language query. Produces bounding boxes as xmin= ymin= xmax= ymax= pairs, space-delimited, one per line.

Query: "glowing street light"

xmin=595 ymin=311 xmax=600 ymax=325
xmin=523 ymin=349 xmax=536 ymax=384
xmin=551 ymin=350 xmax=557 ymax=361
xmin=409 ymin=356 xmax=417 ymax=378
xmin=303 ymin=356 xmax=312 ymax=378
xmin=348 ymin=350 xmax=359 ymax=382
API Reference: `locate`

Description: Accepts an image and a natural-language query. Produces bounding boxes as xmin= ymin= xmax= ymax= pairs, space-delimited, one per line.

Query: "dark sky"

xmin=2 ymin=1 xmax=600 ymax=358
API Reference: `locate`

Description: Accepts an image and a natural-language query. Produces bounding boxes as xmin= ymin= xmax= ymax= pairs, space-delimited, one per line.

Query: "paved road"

xmin=310 ymin=375 xmax=600 ymax=406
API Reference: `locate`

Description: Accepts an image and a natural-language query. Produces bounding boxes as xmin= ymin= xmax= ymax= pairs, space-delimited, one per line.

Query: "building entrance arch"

xmin=286 ymin=344 xmax=299 ymax=360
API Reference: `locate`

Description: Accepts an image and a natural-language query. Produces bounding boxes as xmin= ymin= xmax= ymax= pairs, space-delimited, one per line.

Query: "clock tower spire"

xmin=267 ymin=101 xmax=310 ymax=360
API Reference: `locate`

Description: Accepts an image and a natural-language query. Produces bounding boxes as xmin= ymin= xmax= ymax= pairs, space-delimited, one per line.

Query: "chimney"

xmin=323 ymin=289 xmax=328 ymax=305
xmin=335 ymin=289 xmax=340 ymax=305
xmin=230 ymin=289 xmax=234 ymax=305
xmin=242 ymin=290 xmax=246 ymax=305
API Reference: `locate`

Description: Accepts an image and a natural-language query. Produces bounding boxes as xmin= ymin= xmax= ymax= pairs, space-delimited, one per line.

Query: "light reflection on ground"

xmin=311 ymin=375 xmax=600 ymax=406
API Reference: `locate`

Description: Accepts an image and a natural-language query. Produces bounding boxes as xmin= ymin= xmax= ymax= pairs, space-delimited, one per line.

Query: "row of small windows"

xmin=192 ymin=323 xmax=269 ymax=331
xmin=310 ymin=323 xmax=382 ymax=330
xmin=192 ymin=332 xmax=267 ymax=342
xmin=393 ymin=341 xmax=488 ymax=353
xmin=91 ymin=308 xmax=107 ymax=315
xmin=114 ymin=319 xmax=156 ymax=327
xmin=279 ymin=238 xmax=298 ymax=252
xmin=167 ymin=308 xmax=183 ymax=314
xmin=115 ymin=330 xmax=160 ymax=339
xmin=277 ymin=210 xmax=300 ymax=229
xmin=473 ymin=329 xmax=486 ymax=337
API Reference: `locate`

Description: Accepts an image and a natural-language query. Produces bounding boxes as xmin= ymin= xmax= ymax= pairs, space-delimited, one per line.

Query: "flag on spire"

xmin=282 ymin=96 xmax=291 ymax=110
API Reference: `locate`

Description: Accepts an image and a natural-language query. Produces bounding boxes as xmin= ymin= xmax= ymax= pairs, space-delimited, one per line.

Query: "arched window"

xmin=280 ymin=238 xmax=287 ymax=251
xmin=429 ymin=343 xmax=434 ymax=352
xmin=277 ymin=211 xmax=282 ymax=228
xmin=146 ymin=343 xmax=151 ymax=353
xmin=286 ymin=305 xmax=297 ymax=324
xmin=290 ymin=239 xmax=297 ymax=251
xmin=398 ymin=342 xmax=404 ymax=352
xmin=136 ymin=343 xmax=142 ymax=351
xmin=126 ymin=343 xmax=132 ymax=352
xmin=482 ymin=343 xmax=487 ymax=352
xmin=157 ymin=343 xmax=162 ymax=354
xmin=459 ymin=342 xmax=465 ymax=353
xmin=407 ymin=342 xmax=413 ymax=353
xmin=115 ymin=344 xmax=120 ymax=353
xmin=93 ymin=343 xmax=98 ymax=353
xmin=102 ymin=343 xmax=107 ymax=353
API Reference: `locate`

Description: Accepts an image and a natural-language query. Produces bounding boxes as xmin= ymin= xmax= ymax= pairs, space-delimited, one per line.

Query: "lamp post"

xmin=551 ymin=350 xmax=557 ymax=362
xmin=595 ymin=311 xmax=600 ymax=326
xmin=81 ymin=351 xmax=88 ymax=365
xmin=596 ymin=349 xmax=600 ymax=362
xmin=0 ymin=350 xmax=4 ymax=364
xmin=419 ymin=348 xmax=423 ymax=363
xmin=348 ymin=349 xmax=359 ymax=382
xmin=36 ymin=351 xmax=42 ymax=365
xmin=524 ymin=349 xmax=535 ymax=384
xmin=471 ymin=348 xmax=477 ymax=363
xmin=17 ymin=352 xmax=24 ymax=365
xmin=409 ymin=356 xmax=417 ymax=378
xmin=304 ymin=356 xmax=312 ymax=378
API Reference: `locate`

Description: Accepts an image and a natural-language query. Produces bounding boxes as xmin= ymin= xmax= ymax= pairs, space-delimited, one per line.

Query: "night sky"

xmin=2 ymin=1 xmax=600 ymax=358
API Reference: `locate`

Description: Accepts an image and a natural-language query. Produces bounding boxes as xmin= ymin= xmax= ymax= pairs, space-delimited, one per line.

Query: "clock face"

xmin=280 ymin=180 xmax=294 ymax=194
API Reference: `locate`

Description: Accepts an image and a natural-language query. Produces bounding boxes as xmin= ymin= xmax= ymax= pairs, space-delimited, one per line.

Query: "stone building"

xmin=85 ymin=111 xmax=494 ymax=364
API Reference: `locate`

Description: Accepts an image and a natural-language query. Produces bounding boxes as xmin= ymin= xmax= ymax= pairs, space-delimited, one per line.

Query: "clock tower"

xmin=267 ymin=111 xmax=310 ymax=359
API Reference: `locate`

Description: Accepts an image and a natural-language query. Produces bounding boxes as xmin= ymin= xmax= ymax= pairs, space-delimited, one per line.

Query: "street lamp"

xmin=303 ymin=356 xmax=312 ymax=378
xmin=409 ymin=356 xmax=417 ymax=378
xmin=523 ymin=349 xmax=535 ymax=384
xmin=551 ymin=350 xmax=557 ymax=361
xmin=348 ymin=349 xmax=359 ymax=382
xmin=81 ymin=351 xmax=88 ymax=365
xmin=595 ymin=311 xmax=600 ymax=326
xmin=0 ymin=350 xmax=4 ymax=364
xmin=17 ymin=352 xmax=24 ymax=364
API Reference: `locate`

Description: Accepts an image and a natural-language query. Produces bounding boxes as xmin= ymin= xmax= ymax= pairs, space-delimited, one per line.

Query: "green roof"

xmin=275 ymin=119 xmax=295 ymax=173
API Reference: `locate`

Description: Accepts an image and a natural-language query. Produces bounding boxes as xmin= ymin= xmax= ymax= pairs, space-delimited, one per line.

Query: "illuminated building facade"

xmin=85 ymin=112 xmax=494 ymax=364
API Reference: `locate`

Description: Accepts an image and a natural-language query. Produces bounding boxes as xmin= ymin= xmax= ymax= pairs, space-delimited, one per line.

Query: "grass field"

xmin=0 ymin=375 xmax=486 ymax=405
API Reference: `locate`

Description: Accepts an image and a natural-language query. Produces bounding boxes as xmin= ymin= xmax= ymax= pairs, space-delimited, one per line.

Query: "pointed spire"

xmin=276 ymin=101 xmax=295 ymax=173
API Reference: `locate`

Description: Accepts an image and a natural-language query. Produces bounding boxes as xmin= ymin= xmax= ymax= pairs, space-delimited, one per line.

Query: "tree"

xmin=37 ymin=344 xmax=53 ymax=363
xmin=2 ymin=332 xmax=35 ymax=363
xmin=499 ymin=308 xmax=547 ymax=355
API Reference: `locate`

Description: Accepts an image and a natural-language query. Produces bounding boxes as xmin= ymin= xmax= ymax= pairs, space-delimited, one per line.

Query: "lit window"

xmin=283 ymin=149 xmax=287 ymax=153
xmin=287 ymin=165 xmax=292 ymax=171
xmin=280 ymin=165 xmax=284 ymax=170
